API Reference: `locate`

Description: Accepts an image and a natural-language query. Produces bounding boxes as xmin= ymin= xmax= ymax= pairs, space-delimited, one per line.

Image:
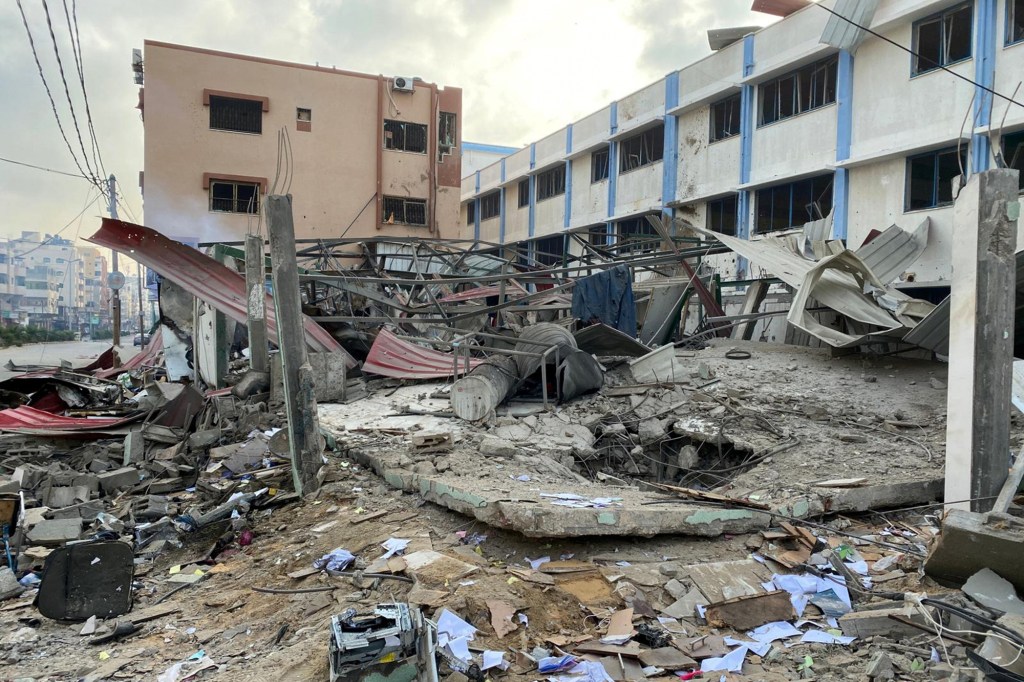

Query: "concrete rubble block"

xmin=12 ymin=464 xmax=47 ymax=490
xmin=188 ymin=428 xmax=222 ymax=450
xmin=42 ymin=486 xmax=90 ymax=509
xmin=97 ymin=467 xmax=141 ymax=495
xmin=26 ymin=518 xmax=83 ymax=546
xmin=231 ymin=370 xmax=271 ymax=399
xmin=0 ymin=479 xmax=19 ymax=495
xmin=673 ymin=416 xmax=730 ymax=446
xmin=638 ymin=418 xmax=668 ymax=445
xmin=48 ymin=500 xmax=105 ymax=521
xmin=308 ymin=352 xmax=347 ymax=403
xmin=480 ymin=436 xmax=518 ymax=458
xmin=664 ymin=578 xmax=688 ymax=599
xmin=925 ymin=509 xmax=1024 ymax=592
xmin=492 ymin=422 xmax=533 ymax=441
xmin=71 ymin=474 xmax=100 ymax=495
xmin=123 ymin=428 xmax=144 ymax=465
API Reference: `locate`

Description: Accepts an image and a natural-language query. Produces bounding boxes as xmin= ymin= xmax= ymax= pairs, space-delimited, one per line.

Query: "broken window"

xmin=758 ymin=56 xmax=838 ymax=126
xmin=616 ymin=216 xmax=660 ymax=254
xmin=706 ymin=195 xmax=738 ymax=236
xmin=297 ymin=108 xmax=311 ymax=122
xmin=382 ymin=196 xmax=427 ymax=226
xmin=1010 ymin=0 xmax=1024 ymax=44
xmin=518 ymin=178 xmax=530 ymax=208
xmin=209 ymin=96 xmax=263 ymax=134
xmin=536 ymin=165 xmax=566 ymax=202
xmin=710 ymin=94 xmax=741 ymax=143
xmin=619 ymin=125 xmax=665 ymax=173
xmin=383 ymin=119 xmax=427 ymax=154
xmin=533 ymin=234 xmax=564 ymax=266
xmin=438 ymin=112 xmax=456 ymax=161
xmin=480 ymin=191 xmax=501 ymax=220
xmin=913 ymin=3 xmax=973 ymax=75
xmin=588 ymin=225 xmax=609 ymax=247
xmin=754 ymin=174 xmax=833 ymax=233
xmin=591 ymin=147 xmax=610 ymax=182
xmin=466 ymin=201 xmax=476 ymax=226
xmin=1002 ymin=130 xmax=1024 ymax=190
xmin=209 ymin=180 xmax=260 ymax=214
xmin=905 ymin=147 xmax=967 ymax=210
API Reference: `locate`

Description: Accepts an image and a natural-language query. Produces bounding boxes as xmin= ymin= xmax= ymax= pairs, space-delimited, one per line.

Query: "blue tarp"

xmin=570 ymin=264 xmax=637 ymax=336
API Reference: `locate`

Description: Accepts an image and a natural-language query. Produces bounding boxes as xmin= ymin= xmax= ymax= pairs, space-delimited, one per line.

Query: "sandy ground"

xmin=0 ymin=341 xmax=140 ymax=381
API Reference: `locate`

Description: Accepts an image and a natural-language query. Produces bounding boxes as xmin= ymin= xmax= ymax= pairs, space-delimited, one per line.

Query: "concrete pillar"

xmin=944 ymin=168 xmax=1019 ymax=512
xmin=265 ymin=194 xmax=322 ymax=496
xmin=244 ymin=235 xmax=269 ymax=374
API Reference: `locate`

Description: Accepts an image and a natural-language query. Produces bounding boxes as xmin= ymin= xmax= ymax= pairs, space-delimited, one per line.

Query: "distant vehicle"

xmin=133 ymin=333 xmax=150 ymax=347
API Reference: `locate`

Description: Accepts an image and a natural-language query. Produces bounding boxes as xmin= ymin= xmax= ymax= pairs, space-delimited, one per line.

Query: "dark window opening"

xmin=706 ymin=196 xmax=738 ymax=236
xmin=439 ymin=112 xmax=456 ymax=160
xmin=518 ymin=178 xmax=531 ymax=208
xmin=758 ymin=56 xmax=837 ymax=126
xmin=210 ymin=180 xmax=260 ymax=214
xmin=619 ymin=125 xmax=665 ymax=173
xmin=383 ymin=196 xmax=427 ymax=226
xmin=755 ymin=174 xmax=834 ymax=233
xmin=536 ymin=165 xmax=566 ymax=202
xmin=616 ymin=216 xmax=660 ymax=254
xmin=480 ymin=191 xmax=501 ymax=220
xmin=466 ymin=201 xmax=476 ymax=226
xmin=1001 ymin=131 xmax=1024 ymax=190
xmin=209 ymin=96 xmax=263 ymax=134
xmin=383 ymin=119 xmax=428 ymax=153
xmin=588 ymin=226 xmax=609 ymax=247
xmin=914 ymin=3 xmax=973 ymax=75
xmin=1010 ymin=0 xmax=1024 ymax=45
xmin=533 ymin=235 xmax=564 ymax=266
xmin=297 ymin=108 xmax=311 ymax=122
xmin=710 ymin=94 xmax=741 ymax=143
xmin=906 ymin=147 xmax=967 ymax=210
xmin=591 ymin=147 xmax=610 ymax=182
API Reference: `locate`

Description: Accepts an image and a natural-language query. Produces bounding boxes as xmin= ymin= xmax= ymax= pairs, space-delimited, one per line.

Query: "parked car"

xmin=133 ymin=333 xmax=150 ymax=347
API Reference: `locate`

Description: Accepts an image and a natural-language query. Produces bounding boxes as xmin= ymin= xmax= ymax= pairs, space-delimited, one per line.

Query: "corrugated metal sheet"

xmin=87 ymin=219 xmax=353 ymax=366
xmin=93 ymin=334 xmax=165 ymax=379
xmin=0 ymin=405 xmax=138 ymax=434
xmin=820 ymin=0 xmax=879 ymax=53
xmin=751 ymin=0 xmax=810 ymax=18
xmin=903 ymin=295 xmax=950 ymax=354
xmin=854 ymin=218 xmax=929 ymax=285
xmin=362 ymin=328 xmax=482 ymax=379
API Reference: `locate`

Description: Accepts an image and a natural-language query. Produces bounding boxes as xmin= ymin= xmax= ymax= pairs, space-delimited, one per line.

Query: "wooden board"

xmin=681 ymin=559 xmax=772 ymax=603
xmin=704 ymin=590 xmax=795 ymax=630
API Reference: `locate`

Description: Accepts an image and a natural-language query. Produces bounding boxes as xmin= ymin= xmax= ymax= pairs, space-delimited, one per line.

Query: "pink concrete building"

xmin=139 ymin=41 xmax=463 ymax=244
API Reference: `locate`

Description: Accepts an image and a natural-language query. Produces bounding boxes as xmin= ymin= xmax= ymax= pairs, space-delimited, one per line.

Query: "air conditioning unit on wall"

xmin=392 ymin=77 xmax=416 ymax=93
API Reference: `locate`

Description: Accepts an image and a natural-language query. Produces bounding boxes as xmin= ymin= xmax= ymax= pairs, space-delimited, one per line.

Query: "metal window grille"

xmin=209 ymin=96 xmax=263 ymax=134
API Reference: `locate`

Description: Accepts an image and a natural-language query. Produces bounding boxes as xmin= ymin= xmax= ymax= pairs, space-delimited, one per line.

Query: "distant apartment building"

xmin=461 ymin=0 xmax=1024 ymax=290
xmin=0 ymin=233 xmax=110 ymax=331
xmin=138 ymin=40 xmax=463 ymax=245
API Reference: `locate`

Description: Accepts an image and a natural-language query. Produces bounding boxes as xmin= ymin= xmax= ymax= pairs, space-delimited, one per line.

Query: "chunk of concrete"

xmin=480 ymin=436 xmax=517 ymax=458
xmin=72 ymin=473 xmax=100 ymax=495
xmin=231 ymin=370 xmax=270 ymax=399
xmin=97 ymin=467 xmax=140 ymax=495
xmin=42 ymin=486 xmax=89 ymax=508
xmin=638 ymin=418 xmax=667 ymax=445
xmin=308 ymin=352 xmax=347 ymax=403
xmin=925 ymin=509 xmax=1024 ymax=592
xmin=12 ymin=464 xmax=47 ymax=490
xmin=188 ymin=428 xmax=221 ymax=450
xmin=962 ymin=567 xmax=1024 ymax=617
xmin=26 ymin=518 xmax=83 ymax=546
xmin=123 ymin=428 xmax=144 ymax=465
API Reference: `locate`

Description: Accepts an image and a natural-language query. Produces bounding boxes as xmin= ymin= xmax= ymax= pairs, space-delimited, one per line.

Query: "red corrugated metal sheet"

xmin=94 ymin=333 xmax=165 ymax=379
xmin=362 ymin=328 xmax=483 ymax=379
xmin=87 ymin=219 xmax=354 ymax=367
xmin=0 ymin=406 xmax=137 ymax=433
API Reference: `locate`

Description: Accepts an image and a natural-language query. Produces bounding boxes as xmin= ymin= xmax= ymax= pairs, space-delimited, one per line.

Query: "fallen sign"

xmin=704 ymin=590 xmax=795 ymax=630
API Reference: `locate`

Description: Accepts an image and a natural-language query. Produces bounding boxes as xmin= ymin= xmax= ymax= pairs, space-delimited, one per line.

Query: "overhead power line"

xmin=814 ymin=2 xmax=1024 ymax=111
xmin=62 ymin=0 xmax=106 ymax=179
xmin=0 ymin=154 xmax=92 ymax=180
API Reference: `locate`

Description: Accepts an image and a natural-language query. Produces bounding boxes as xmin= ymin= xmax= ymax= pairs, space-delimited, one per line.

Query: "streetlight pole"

xmin=107 ymin=175 xmax=121 ymax=347
xmin=137 ymin=265 xmax=146 ymax=348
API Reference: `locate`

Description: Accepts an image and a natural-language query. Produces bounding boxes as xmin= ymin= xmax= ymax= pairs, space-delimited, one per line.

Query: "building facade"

xmin=461 ymin=0 xmax=1024 ymax=288
xmin=140 ymin=41 xmax=463 ymax=245
xmin=0 ymin=233 xmax=110 ymax=332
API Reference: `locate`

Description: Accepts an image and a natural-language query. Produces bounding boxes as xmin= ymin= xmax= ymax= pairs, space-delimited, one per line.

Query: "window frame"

xmin=535 ymin=165 xmax=566 ymax=202
xmin=757 ymin=56 xmax=838 ymax=127
xmin=904 ymin=146 xmax=968 ymax=211
xmin=1009 ymin=0 xmax=1024 ymax=47
xmin=382 ymin=196 xmax=428 ymax=226
xmin=616 ymin=216 xmax=661 ymax=255
xmin=911 ymin=2 xmax=974 ymax=76
xmin=710 ymin=93 xmax=742 ymax=143
xmin=208 ymin=95 xmax=264 ymax=134
xmin=618 ymin=124 xmax=665 ymax=174
xmin=480 ymin=191 xmax=501 ymax=220
xmin=754 ymin=174 xmax=834 ymax=234
xmin=518 ymin=178 xmax=531 ymax=208
xmin=466 ymin=201 xmax=476 ymax=226
xmin=591 ymin=147 xmax=610 ymax=183
xmin=1000 ymin=130 xmax=1024 ymax=191
xmin=383 ymin=119 xmax=428 ymax=154
xmin=706 ymin=195 xmax=738 ymax=236
xmin=209 ymin=179 xmax=261 ymax=214
xmin=533 ymin=234 xmax=565 ymax=267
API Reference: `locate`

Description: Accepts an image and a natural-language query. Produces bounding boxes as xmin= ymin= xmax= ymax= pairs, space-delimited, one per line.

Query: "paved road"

xmin=0 ymin=341 xmax=140 ymax=381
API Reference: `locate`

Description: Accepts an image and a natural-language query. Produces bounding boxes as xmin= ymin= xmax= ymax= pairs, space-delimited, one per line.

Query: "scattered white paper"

xmin=482 ymin=650 xmax=507 ymax=671
xmin=518 ymin=613 xmax=529 ymax=627
xmin=748 ymin=621 xmax=803 ymax=644
xmin=845 ymin=560 xmax=870 ymax=576
xmin=800 ymin=630 xmax=856 ymax=645
xmin=527 ymin=556 xmax=551 ymax=570
xmin=724 ymin=636 xmax=770 ymax=657
xmin=445 ymin=636 xmax=472 ymax=662
xmin=436 ymin=608 xmax=477 ymax=649
xmin=701 ymin=645 xmax=748 ymax=673
xmin=548 ymin=660 xmax=614 ymax=682
xmin=380 ymin=538 xmax=410 ymax=559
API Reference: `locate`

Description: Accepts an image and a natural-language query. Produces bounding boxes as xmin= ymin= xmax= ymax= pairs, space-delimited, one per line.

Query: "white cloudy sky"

xmin=0 ymin=0 xmax=775 ymax=245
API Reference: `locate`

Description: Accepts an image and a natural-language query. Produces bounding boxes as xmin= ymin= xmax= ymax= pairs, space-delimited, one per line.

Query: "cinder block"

xmin=309 ymin=352 xmax=347 ymax=403
xmin=97 ymin=467 xmax=140 ymax=495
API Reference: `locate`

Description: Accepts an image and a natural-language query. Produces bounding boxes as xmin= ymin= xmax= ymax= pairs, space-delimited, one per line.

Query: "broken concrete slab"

xmin=26 ymin=518 xmax=83 ymax=545
xmin=925 ymin=509 xmax=1024 ymax=592
xmin=97 ymin=467 xmax=140 ymax=495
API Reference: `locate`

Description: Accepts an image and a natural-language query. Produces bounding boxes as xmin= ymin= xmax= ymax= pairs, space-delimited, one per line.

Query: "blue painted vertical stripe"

xmin=736 ymin=33 xmax=756 ymax=277
xmin=834 ymin=49 xmax=854 ymax=241
xmin=608 ymin=103 xmax=618 ymax=220
xmin=662 ymin=72 xmax=680 ymax=222
xmin=564 ymin=125 xmax=573 ymax=229
xmin=528 ymin=143 xmax=537 ymax=238
xmin=499 ymin=159 xmax=506 ymax=244
xmin=972 ymin=0 xmax=996 ymax=173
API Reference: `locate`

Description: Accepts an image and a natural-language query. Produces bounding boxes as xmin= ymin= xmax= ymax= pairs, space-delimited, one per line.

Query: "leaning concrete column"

xmin=944 ymin=168 xmax=1019 ymax=512
xmin=266 ymin=195 xmax=321 ymax=496
xmin=245 ymin=234 xmax=270 ymax=374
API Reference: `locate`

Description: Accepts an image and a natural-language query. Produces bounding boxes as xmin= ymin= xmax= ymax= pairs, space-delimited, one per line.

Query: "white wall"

xmin=535 ymin=129 xmax=567 ymax=170
xmin=750 ymin=105 xmax=838 ymax=186
xmin=617 ymin=81 xmax=665 ymax=136
xmin=678 ymin=106 xmax=741 ymax=201
xmin=573 ymin=106 xmax=612 ymax=153
xmin=678 ymin=42 xmax=743 ymax=110
xmin=571 ymin=154 xmax=607 ymax=228
xmin=616 ymin=162 xmax=662 ymax=216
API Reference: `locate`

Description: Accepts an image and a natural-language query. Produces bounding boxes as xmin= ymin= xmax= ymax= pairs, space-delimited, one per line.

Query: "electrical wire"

xmin=813 ymin=2 xmax=1024 ymax=111
xmin=0 ymin=154 xmax=91 ymax=180
xmin=14 ymin=186 xmax=101 ymax=260
xmin=62 ymin=0 xmax=106 ymax=180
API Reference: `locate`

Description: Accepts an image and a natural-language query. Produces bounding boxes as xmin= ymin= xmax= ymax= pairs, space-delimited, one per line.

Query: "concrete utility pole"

xmin=944 ymin=168 xmax=1020 ymax=513
xmin=265 ymin=195 xmax=322 ymax=496
xmin=137 ymin=266 xmax=146 ymax=348
xmin=244 ymin=234 xmax=270 ymax=373
xmin=107 ymin=175 xmax=121 ymax=347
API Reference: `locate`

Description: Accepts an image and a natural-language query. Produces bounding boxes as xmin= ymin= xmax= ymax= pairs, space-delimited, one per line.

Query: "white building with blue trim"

xmin=460 ymin=0 xmax=1024 ymax=292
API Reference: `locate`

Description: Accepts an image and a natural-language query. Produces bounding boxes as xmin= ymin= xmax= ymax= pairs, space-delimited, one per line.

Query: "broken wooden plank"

xmin=704 ymin=590 xmax=795 ymax=631
xmin=837 ymin=607 xmax=931 ymax=639
xmin=648 ymin=481 xmax=770 ymax=510
xmin=127 ymin=603 xmax=181 ymax=624
xmin=350 ymin=509 xmax=390 ymax=525
xmin=572 ymin=641 xmax=643 ymax=657
xmin=410 ymin=431 xmax=454 ymax=454
xmin=638 ymin=646 xmax=698 ymax=669
xmin=993 ymin=449 xmax=1024 ymax=514
xmin=680 ymin=559 xmax=771 ymax=603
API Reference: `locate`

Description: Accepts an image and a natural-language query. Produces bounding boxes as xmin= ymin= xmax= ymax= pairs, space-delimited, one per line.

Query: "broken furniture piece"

xmin=329 ymin=602 xmax=438 ymax=682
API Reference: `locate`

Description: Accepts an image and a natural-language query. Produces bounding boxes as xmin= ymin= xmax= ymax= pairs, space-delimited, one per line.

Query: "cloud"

xmin=0 ymin=0 xmax=769 ymax=242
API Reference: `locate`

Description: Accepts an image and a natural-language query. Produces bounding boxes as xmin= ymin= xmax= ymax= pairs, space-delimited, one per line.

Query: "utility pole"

xmin=244 ymin=234 xmax=269 ymax=373
xmin=137 ymin=265 xmax=146 ymax=348
xmin=107 ymin=175 xmax=121 ymax=347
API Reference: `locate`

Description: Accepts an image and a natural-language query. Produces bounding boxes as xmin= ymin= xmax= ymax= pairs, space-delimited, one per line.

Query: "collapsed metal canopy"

xmin=87 ymin=219 xmax=355 ymax=367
